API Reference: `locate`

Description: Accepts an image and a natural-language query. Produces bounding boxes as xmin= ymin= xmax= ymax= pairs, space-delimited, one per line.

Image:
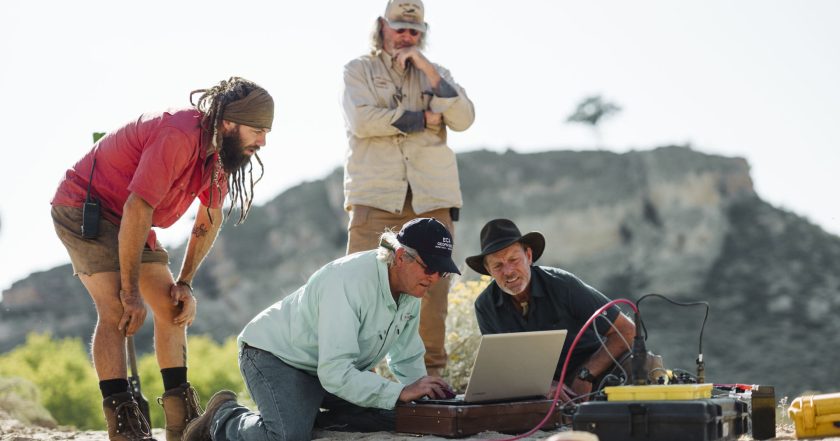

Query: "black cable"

xmin=85 ymin=158 xmax=97 ymax=203
xmin=636 ymin=293 xmax=709 ymax=358
xmin=636 ymin=293 xmax=710 ymax=383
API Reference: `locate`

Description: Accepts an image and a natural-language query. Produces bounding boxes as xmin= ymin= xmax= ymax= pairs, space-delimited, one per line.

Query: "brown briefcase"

xmin=395 ymin=398 xmax=562 ymax=437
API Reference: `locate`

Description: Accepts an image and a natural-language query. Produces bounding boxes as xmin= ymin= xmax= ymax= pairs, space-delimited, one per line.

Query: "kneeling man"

xmin=467 ymin=219 xmax=635 ymax=400
xmin=186 ymin=218 xmax=457 ymax=441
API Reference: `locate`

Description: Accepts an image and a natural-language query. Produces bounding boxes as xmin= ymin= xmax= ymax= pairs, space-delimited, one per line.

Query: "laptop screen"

xmin=463 ymin=329 xmax=567 ymax=402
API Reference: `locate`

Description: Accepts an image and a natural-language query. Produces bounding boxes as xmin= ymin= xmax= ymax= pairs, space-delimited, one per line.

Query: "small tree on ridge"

xmin=566 ymin=95 xmax=622 ymax=147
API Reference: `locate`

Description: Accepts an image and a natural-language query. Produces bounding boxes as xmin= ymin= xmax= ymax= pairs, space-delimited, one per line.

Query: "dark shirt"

xmin=474 ymin=266 xmax=620 ymax=382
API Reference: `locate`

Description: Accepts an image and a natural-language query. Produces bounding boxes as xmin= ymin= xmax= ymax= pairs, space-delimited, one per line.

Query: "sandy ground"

xmin=0 ymin=409 xmax=817 ymax=441
xmin=0 ymin=420 xmax=569 ymax=441
xmin=0 ymin=406 xmax=568 ymax=441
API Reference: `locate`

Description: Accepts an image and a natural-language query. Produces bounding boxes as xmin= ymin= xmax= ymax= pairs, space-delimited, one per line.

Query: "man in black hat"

xmin=184 ymin=218 xmax=457 ymax=441
xmin=466 ymin=219 xmax=635 ymax=401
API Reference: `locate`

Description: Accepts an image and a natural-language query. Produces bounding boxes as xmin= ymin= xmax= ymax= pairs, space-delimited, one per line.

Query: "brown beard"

xmin=219 ymin=128 xmax=251 ymax=173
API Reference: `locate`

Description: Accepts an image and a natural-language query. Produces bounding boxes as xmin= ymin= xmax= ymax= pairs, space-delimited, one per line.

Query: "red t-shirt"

xmin=52 ymin=108 xmax=228 ymax=249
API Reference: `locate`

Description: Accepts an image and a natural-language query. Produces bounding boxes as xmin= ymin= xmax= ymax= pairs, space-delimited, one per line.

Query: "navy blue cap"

xmin=397 ymin=218 xmax=461 ymax=275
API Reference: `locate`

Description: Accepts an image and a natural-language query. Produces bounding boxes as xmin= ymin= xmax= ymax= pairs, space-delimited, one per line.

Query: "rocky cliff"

xmin=3 ymin=146 xmax=838 ymax=400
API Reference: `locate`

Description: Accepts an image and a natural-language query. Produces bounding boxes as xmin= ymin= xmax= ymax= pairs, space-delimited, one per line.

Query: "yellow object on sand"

xmin=788 ymin=392 xmax=840 ymax=439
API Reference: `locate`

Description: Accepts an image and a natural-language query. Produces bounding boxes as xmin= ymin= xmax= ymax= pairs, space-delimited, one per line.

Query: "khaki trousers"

xmin=346 ymin=195 xmax=452 ymax=375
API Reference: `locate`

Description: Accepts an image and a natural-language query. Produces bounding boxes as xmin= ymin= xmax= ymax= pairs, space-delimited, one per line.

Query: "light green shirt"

xmin=238 ymin=250 xmax=427 ymax=409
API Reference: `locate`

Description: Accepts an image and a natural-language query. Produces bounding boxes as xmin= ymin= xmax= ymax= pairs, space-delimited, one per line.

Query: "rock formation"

xmin=3 ymin=146 xmax=838 ymax=400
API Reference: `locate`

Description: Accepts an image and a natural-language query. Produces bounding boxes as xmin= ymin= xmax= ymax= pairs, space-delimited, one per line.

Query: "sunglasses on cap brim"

xmin=395 ymin=28 xmax=420 ymax=36
xmin=404 ymin=252 xmax=450 ymax=278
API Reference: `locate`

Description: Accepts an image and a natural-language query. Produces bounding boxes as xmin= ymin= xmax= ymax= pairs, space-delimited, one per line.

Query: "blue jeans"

xmin=211 ymin=346 xmax=395 ymax=441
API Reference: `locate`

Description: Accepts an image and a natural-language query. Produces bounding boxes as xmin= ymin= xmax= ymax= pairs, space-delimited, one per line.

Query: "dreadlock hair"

xmin=190 ymin=77 xmax=265 ymax=226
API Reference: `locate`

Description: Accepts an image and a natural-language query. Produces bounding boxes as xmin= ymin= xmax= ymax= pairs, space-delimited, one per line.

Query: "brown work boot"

xmin=159 ymin=383 xmax=203 ymax=441
xmin=103 ymin=392 xmax=156 ymax=440
xmin=182 ymin=390 xmax=237 ymax=441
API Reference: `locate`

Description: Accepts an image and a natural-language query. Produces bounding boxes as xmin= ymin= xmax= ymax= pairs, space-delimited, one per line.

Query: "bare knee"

xmin=93 ymin=302 xmax=125 ymax=328
xmin=146 ymin=300 xmax=177 ymax=322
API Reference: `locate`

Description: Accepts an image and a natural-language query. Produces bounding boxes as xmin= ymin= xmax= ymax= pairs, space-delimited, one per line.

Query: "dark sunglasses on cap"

xmin=379 ymin=238 xmax=450 ymax=278
xmin=405 ymin=252 xmax=449 ymax=278
xmin=396 ymin=28 xmax=420 ymax=36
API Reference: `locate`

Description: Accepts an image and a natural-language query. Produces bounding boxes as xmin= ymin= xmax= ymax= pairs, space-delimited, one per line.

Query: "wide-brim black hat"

xmin=465 ymin=219 xmax=545 ymax=275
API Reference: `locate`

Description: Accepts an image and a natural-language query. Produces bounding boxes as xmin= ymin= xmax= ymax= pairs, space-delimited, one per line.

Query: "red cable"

xmin=493 ymin=298 xmax=639 ymax=441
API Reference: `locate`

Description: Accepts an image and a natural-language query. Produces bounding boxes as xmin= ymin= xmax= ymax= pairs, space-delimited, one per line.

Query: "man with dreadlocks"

xmin=341 ymin=0 xmax=475 ymax=378
xmin=50 ymin=77 xmax=274 ymax=441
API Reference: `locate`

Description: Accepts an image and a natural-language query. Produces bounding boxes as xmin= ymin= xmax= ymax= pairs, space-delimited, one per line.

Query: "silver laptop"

xmin=421 ymin=329 xmax=568 ymax=404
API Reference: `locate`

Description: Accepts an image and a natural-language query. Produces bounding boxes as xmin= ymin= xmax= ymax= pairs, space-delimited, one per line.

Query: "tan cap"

xmin=383 ymin=0 xmax=427 ymax=33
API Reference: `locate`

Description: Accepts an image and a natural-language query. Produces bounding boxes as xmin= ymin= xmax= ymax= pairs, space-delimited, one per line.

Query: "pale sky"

xmin=1 ymin=0 xmax=838 ymax=292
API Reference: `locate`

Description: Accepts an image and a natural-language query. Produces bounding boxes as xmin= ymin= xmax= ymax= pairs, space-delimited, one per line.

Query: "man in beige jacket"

xmin=341 ymin=0 xmax=475 ymax=376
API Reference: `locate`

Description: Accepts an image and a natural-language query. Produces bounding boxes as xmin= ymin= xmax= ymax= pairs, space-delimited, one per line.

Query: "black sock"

xmin=100 ymin=378 xmax=130 ymax=398
xmin=161 ymin=367 xmax=188 ymax=391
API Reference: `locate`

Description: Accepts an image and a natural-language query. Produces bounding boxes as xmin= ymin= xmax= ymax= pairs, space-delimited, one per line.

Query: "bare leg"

xmin=79 ymin=271 xmax=127 ymax=380
xmin=138 ymin=263 xmax=187 ymax=369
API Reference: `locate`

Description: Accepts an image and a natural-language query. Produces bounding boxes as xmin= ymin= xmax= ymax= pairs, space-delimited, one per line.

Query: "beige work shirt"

xmin=341 ymin=51 xmax=475 ymax=214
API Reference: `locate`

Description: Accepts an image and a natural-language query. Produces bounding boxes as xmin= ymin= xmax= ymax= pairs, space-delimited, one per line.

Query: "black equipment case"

xmin=572 ymin=397 xmax=749 ymax=441
xmin=396 ymin=398 xmax=561 ymax=437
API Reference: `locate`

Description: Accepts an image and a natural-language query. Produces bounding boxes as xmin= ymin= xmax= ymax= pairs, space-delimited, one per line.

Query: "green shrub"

xmin=0 ymin=333 xmax=248 ymax=430
xmin=0 ymin=333 xmax=100 ymax=429
xmin=442 ymin=277 xmax=488 ymax=392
